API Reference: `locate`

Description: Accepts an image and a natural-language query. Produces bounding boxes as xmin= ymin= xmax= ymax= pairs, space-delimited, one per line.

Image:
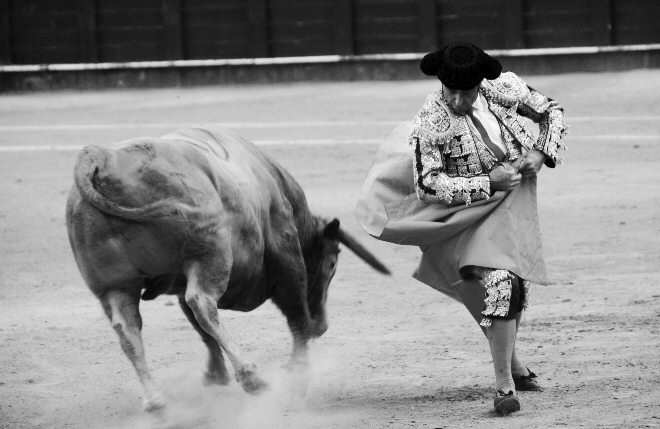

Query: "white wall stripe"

xmin=0 ymin=135 xmax=656 ymax=152
xmin=0 ymin=121 xmax=398 ymax=132
xmin=0 ymin=145 xmax=86 ymax=152
xmin=2 ymin=43 xmax=659 ymax=72
xmin=0 ymin=140 xmax=380 ymax=152
xmin=0 ymin=117 xmax=658 ymax=132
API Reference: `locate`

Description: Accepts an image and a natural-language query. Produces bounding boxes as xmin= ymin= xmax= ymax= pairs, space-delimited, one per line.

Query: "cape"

xmin=355 ymin=122 xmax=549 ymax=297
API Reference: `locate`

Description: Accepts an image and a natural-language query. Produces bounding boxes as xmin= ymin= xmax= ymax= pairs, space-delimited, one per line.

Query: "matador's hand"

xmin=489 ymin=163 xmax=522 ymax=192
xmin=514 ymin=149 xmax=546 ymax=177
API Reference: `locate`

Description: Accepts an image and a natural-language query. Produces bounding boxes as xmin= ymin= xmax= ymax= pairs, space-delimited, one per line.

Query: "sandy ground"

xmin=1 ymin=70 xmax=659 ymax=429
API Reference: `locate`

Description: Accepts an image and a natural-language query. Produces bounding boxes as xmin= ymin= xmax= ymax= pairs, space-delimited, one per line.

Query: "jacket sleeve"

xmin=409 ymin=92 xmax=491 ymax=206
xmin=517 ymin=86 xmax=568 ymax=168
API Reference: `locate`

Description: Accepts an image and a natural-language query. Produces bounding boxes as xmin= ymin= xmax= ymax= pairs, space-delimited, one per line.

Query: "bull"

xmin=65 ymin=126 xmax=389 ymax=411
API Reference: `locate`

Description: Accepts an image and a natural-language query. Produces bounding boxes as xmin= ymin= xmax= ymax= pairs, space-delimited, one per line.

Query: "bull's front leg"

xmin=273 ymin=298 xmax=313 ymax=368
xmin=183 ymin=258 xmax=268 ymax=395
xmin=271 ymin=295 xmax=315 ymax=403
xmin=100 ymin=288 xmax=166 ymax=411
xmin=266 ymin=225 xmax=315 ymax=400
xmin=267 ymin=243 xmax=314 ymax=366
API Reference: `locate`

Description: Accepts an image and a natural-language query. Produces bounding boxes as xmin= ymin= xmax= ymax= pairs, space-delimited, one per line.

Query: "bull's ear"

xmin=323 ymin=218 xmax=340 ymax=238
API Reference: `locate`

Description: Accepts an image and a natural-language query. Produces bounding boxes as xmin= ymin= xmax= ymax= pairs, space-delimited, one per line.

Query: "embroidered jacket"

xmin=410 ymin=71 xmax=567 ymax=206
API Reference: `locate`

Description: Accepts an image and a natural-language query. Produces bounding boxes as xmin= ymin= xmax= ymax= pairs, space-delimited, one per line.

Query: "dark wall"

xmin=1 ymin=0 xmax=659 ymax=65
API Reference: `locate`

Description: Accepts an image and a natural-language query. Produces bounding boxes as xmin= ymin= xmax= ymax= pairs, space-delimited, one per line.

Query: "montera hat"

xmin=420 ymin=42 xmax=502 ymax=90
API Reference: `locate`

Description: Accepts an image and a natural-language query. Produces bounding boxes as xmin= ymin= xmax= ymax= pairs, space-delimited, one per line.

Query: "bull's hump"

xmin=94 ymin=138 xmax=209 ymax=209
xmin=164 ymin=127 xmax=285 ymax=194
xmin=162 ymin=127 xmax=231 ymax=160
xmin=105 ymin=128 xmax=287 ymax=216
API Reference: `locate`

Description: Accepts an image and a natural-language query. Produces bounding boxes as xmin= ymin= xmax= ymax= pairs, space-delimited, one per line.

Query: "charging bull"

xmin=65 ymin=126 xmax=389 ymax=411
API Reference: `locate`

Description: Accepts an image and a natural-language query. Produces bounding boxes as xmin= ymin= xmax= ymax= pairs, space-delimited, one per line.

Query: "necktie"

xmin=467 ymin=110 xmax=506 ymax=162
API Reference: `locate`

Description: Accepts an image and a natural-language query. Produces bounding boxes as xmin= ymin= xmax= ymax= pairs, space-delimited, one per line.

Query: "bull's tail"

xmin=74 ymin=145 xmax=174 ymax=221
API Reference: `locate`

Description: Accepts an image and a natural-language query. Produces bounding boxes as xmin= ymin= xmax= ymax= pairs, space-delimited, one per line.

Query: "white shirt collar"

xmin=471 ymin=92 xmax=487 ymax=112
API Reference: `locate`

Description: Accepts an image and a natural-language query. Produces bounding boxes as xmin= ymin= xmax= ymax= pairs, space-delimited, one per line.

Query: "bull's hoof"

xmin=235 ymin=365 xmax=269 ymax=395
xmin=288 ymin=364 xmax=311 ymax=403
xmin=282 ymin=356 xmax=309 ymax=372
xmin=143 ymin=393 xmax=167 ymax=412
xmin=203 ymin=369 xmax=231 ymax=386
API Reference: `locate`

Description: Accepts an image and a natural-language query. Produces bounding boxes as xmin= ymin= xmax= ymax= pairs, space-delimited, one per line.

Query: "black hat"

xmin=420 ymin=42 xmax=502 ymax=90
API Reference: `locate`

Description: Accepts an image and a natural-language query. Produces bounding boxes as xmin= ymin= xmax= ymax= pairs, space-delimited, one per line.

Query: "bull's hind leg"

xmin=183 ymin=258 xmax=268 ymax=395
xmin=177 ymin=296 xmax=230 ymax=386
xmin=100 ymin=288 xmax=166 ymax=411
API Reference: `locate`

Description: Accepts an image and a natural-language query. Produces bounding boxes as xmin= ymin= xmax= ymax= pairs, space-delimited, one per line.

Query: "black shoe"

xmin=513 ymin=368 xmax=541 ymax=391
xmin=493 ymin=390 xmax=521 ymax=416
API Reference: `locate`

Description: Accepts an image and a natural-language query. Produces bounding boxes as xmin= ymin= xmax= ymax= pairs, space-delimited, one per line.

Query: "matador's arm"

xmin=517 ymin=86 xmax=568 ymax=168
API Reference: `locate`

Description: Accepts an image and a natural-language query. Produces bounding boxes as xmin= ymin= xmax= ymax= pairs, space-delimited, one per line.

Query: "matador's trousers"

xmin=470 ymin=268 xmax=530 ymax=327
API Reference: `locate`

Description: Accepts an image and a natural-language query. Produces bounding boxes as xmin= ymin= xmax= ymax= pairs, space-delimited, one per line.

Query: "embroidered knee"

xmin=479 ymin=270 xmax=528 ymax=327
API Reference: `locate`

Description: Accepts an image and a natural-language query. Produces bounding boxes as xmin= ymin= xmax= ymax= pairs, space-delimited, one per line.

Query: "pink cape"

xmin=355 ymin=122 xmax=549 ymax=298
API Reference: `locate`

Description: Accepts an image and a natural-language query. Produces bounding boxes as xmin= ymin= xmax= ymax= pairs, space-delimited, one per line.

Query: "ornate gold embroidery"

xmin=411 ymin=89 xmax=462 ymax=146
xmin=410 ymin=72 xmax=567 ymax=205
xmin=481 ymin=72 xmax=530 ymax=106
xmin=501 ymin=127 xmax=523 ymax=162
xmin=487 ymin=102 xmax=536 ymax=151
xmin=526 ymin=90 xmax=552 ymax=115
xmin=480 ymin=270 xmax=514 ymax=327
xmin=412 ymin=134 xmax=491 ymax=206
xmin=534 ymin=106 xmax=568 ymax=166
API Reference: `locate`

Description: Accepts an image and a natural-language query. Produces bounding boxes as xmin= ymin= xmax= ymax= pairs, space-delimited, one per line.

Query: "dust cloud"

xmin=99 ymin=349 xmax=346 ymax=429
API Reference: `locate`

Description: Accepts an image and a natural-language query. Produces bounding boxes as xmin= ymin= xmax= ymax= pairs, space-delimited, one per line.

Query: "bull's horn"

xmin=337 ymin=228 xmax=391 ymax=275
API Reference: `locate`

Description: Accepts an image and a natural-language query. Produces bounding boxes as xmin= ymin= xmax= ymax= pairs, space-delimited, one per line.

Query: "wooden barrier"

xmin=1 ymin=0 xmax=659 ymax=66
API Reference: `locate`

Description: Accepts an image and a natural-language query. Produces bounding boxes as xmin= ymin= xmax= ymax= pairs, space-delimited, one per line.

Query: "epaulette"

xmin=419 ymin=90 xmax=451 ymax=133
xmin=410 ymin=90 xmax=460 ymax=146
xmin=482 ymin=72 xmax=530 ymax=107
